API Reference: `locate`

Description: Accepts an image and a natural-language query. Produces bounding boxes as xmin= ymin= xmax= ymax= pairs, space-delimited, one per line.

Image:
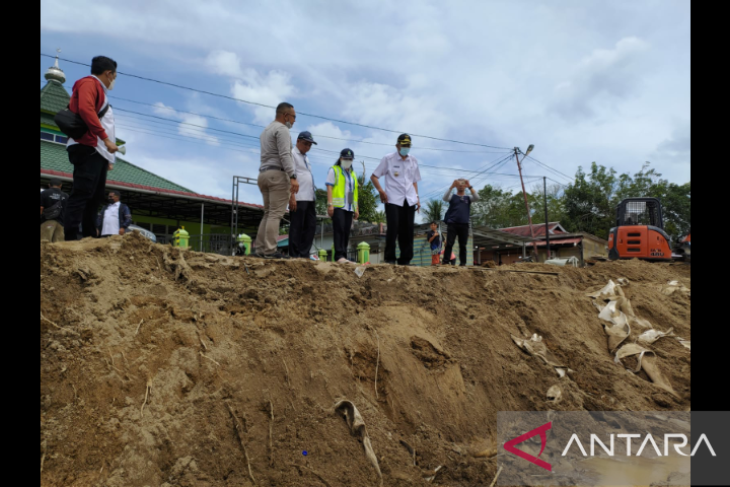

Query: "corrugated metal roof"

xmin=41 ymin=167 xmax=264 ymax=210
xmin=40 ymin=140 xmax=193 ymax=193
xmin=40 ymin=80 xmax=70 ymax=114
xmin=534 ymin=237 xmax=581 ymax=246
xmin=500 ymin=222 xmax=566 ymax=237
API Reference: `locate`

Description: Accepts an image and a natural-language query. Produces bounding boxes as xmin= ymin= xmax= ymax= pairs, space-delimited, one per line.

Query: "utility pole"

xmin=544 ymin=177 xmax=550 ymax=260
xmin=515 ymin=146 xmax=539 ymax=261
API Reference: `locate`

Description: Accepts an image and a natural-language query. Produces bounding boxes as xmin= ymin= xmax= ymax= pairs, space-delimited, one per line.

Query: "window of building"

xmin=55 ymin=135 xmax=68 ymax=144
xmin=40 ymin=132 xmax=54 ymax=141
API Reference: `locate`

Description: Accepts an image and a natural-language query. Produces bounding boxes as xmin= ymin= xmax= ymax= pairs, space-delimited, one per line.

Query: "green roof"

xmin=41 ymin=140 xmax=192 ymax=192
xmin=40 ymin=80 xmax=70 ymax=114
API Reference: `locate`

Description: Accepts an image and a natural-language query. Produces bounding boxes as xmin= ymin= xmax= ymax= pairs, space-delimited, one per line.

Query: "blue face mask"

xmin=399 ymin=147 xmax=411 ymax=157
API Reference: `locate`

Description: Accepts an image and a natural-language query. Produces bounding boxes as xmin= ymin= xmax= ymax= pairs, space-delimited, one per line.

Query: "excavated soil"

xmin=39 ymin=233 xmax=691 ymax=487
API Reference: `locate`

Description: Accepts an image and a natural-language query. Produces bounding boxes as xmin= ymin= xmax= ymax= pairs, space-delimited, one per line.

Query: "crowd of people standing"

xmin=52 ymin=57 xmax=477 ymax=266
xmin=255 ymin=102 xmax=476 ymax=266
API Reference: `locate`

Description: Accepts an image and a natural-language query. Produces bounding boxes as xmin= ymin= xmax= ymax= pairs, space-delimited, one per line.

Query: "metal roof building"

xmin=40 ymin=56 xmax=264 ymax=251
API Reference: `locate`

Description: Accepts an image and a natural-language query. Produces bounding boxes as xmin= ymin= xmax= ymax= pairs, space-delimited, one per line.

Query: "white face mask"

xmin=108 ymin=77 xmax=116 ymax=90
xmin=284 ymin=121 xmax=292 ymax=129
xmin=341 ymin=160 xmax=353 ymax=170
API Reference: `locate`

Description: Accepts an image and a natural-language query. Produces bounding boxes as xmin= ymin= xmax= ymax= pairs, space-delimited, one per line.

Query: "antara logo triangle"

xmin=503 ymin=422 xmax=552 ymax=471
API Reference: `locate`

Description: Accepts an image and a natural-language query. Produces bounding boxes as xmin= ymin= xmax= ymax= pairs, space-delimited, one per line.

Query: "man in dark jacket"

xmin=97 ymin=191 xmax=132 ymax=237
xmin=40 ymin=179 xmax=69 ymax=242
xmin=442 ymin=179 xmax=479 ymax=266
xmin=64 ymin=55 xmax=120 ymax=241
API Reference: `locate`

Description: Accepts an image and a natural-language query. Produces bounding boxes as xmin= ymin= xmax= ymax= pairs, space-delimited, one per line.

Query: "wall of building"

xmin=581 ymin=236 xmax=608 ymax=259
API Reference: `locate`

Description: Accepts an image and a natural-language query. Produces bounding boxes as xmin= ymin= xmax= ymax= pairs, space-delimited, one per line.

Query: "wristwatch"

xmin=290 ymin=174 xmax=297 ymax=180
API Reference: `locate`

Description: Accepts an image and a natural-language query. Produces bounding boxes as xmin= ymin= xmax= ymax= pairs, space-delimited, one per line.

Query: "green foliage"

xmin=471 ymin=185 xmax=534 ymax=228
xmin=357 ymin=180 xmax=380 ymax=223
xmin=315 ymin=188 xmax=329 ymax=222
xmin=424 ymin=199 xmax=445 ymax=224
xmin=472 ymin=162 xmax=690 ymax=244
xmin=562 ymin=162 xmax=690 ymax=242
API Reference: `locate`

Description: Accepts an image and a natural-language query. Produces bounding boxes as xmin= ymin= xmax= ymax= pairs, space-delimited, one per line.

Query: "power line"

xmin=111 ymin=95 xmax=512 ymax=153
xmin=42 ymin=53 xmax=512 ymax=150
xmin=420 ymin=153 xmax=515 ymax=201
xmin=116 ymin=108 xmax=515 ymax=175
xmin=525 ymin=155 xmax=573 ymax=182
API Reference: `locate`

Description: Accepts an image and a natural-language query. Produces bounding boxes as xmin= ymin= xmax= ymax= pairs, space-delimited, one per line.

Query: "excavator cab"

xmin=608 ymin=198 xmax=672 ymax=261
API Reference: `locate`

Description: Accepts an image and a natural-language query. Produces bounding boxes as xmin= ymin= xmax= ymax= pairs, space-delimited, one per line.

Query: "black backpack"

xmin=54 ymin=103 xmax=110 ymax=140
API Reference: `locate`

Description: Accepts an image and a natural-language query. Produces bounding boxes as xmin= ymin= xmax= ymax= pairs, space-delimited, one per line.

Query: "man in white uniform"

xmin=371 ymin=134 xmax=422 ymax=265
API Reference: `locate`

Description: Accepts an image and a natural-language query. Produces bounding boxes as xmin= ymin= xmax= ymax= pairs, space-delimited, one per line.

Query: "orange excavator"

xmin=608 ymin=198 xmax=673 ymax=261
xmin=674 ymin=233 xmax=691 ymax=262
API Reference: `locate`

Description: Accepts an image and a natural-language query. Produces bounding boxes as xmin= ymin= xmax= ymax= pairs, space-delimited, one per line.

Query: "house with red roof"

xmin=475 ymin=221 xmax=608 ymax=266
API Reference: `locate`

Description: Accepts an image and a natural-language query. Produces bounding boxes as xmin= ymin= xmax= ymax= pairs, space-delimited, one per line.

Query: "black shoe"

xmin=264 ymin=252 xmax=287 ymax=259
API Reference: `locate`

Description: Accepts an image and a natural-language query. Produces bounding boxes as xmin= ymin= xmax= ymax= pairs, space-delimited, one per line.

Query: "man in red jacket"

xmin=64 ymin=55 xmax=120 ymax=241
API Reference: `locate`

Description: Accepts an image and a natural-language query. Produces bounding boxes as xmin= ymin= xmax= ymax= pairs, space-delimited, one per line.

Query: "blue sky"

xmin=41 ymin=0 xmax=690 ymax=214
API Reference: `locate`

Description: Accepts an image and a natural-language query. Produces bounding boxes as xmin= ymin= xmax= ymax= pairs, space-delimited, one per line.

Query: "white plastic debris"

xmin=638 ymin=328 xmax=675 ymax=345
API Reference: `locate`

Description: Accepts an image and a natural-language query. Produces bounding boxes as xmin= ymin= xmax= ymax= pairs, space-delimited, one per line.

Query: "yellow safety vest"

xmin=331 ymin=165 xmax=358 ymax=210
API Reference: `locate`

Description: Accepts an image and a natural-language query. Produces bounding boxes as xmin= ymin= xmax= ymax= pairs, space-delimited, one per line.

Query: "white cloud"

xmin=652 ymin=120 xmax=691 ymax=171
xmin=231 ymin=70 xmax=297 ymax=124
xmin=152 ymin=102 xmax=220 ymax=146
xmin=42 ymin=0 xmax=690 ymax=196
xmin=551 ymin=37 xmax=651 ymax=120
xmin=204 ymin=50 xmax=244 ymax=78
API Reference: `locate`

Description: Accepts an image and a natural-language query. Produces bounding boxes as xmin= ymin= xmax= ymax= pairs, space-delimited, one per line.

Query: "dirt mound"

xmin=40 ymin=233 xmax=691 ymax=487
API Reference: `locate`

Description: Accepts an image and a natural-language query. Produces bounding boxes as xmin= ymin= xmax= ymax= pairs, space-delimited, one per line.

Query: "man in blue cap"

xmin=288 ymin=131 xmax=318 ymax=258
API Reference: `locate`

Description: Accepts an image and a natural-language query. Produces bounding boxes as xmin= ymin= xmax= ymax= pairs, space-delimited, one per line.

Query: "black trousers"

xmin=64 ymin=145 xmax=109 ymax=241
xmin=385 ymin=201 xmax=416 ymax=265
xmin=332 ymin=208 xmax=354 ymax=261
xmin=444 ymin=222 xmax=470 ymax=266
xmin=289 ymin=200 xmax=317 ymax=258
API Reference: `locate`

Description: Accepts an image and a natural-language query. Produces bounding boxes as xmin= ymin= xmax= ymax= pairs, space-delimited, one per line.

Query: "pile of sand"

xmin=40 ymin=233 xmax=690 ymax=486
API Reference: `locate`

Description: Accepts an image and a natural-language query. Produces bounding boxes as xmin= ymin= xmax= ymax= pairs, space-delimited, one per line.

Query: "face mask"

xmin=109 ymin=197 xmax=115 ymax=203
xmin=341 ymin=160 xmax=353 ymax=170
xmin=399 ymin=147 xmax=411 ymax=157
xmin=108 ymin=77 xmax=116 ymax=90
xmin=285 ymin=121 xmax=292 ymax=129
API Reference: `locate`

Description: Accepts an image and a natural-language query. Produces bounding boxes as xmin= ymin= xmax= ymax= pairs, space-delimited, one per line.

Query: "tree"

xmin=358 ymin=180 xmax=380 ymax=223
xmin=372 ymin=210 xmax=386 ymax=224
xmin=562 ymin=162 xmax=690 ymax=243
xmin=530 ymin=182 xmax=567 ymax=226
xmin=315 ymin=188 xmax=329 ymax=222
xmin=424 ymin=199 xmax=445 ymax=224
xmin=471 ymin=184 xmax=533 ymax=228
xmin=562 ymin=163 xmax=619 ymax=239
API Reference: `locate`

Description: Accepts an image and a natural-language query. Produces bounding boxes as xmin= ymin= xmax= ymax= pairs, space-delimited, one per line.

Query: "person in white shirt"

xmin=370 ymin=134 xmax=422 ymax=265
xmin=97 ymin=191 xmax=132 ymax=237
xmin=288 ymin=131 xmax=318 ymax=258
